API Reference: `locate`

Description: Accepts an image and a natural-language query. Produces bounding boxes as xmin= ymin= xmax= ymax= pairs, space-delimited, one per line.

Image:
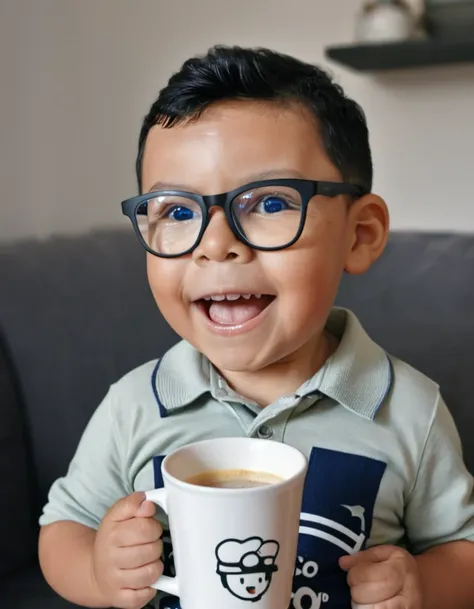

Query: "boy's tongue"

xmin=208 ymin=296 xmax=270 ymax=325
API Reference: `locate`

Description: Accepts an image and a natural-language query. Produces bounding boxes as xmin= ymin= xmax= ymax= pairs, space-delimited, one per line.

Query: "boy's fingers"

xmin=118 ymin=586 xmax=157 ymax=609
xmin=135 ymin=500 xmax=157 ymax=518
xmin=362 ymin=545 xmax=400 ymax=563
xmin=346 ymin=561 xmax=393 ymax=588
xmin=113 ymin=515 xmax=163 ymax=547
xmin=340 ymin=552 xmax=372 ymax=571
xmin=350 ymin=578 xmax=400 ymax=606
xmin=115 ymin=540 xmax=163 ymax=569
xmin=340 ymin=545 xmax=398 ymax=571
xmin=119 ymin=560 xmax=164 ymax=589
xmin=108 ymin=492 xmax=147 ymax=522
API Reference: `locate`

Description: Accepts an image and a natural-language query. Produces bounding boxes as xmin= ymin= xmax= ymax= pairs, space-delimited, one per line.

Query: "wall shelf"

xmin=325 ymin=38 xmax=474 ymax=72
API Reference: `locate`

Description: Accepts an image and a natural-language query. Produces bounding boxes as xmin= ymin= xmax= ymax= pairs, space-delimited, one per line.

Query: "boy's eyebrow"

xmin=146 ymin=170 xmax=308 ymax=194
xmin=147 ymin=180 xmax=195 ymax=193
xmin=245 ymin=169 xmax=308 ymax=182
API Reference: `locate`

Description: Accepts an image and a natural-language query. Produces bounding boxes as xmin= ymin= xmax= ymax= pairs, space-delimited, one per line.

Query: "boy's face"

xmin=141 ymin=101 xmax=387 ymax=373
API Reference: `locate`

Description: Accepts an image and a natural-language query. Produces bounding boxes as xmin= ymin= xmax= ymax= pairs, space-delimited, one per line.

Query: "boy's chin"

xmin=199 ymin=343 xmax=274 ymax=375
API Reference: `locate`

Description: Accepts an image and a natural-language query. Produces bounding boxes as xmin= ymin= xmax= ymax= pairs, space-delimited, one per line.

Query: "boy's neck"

xmin=218 ymin=331 xmax=339 ymax=407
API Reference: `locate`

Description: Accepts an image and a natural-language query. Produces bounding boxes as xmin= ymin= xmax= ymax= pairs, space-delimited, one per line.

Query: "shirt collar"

xmin=153 ymin=340 xmax=211 ymax=413
xmin=297 ymin=308 xmax=393 ymax=419
xmin=153 ymin=309 xmax=393 ymax=420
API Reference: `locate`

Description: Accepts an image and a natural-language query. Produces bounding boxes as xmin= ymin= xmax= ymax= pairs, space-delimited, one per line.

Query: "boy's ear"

xmin=344 ymin=194 xmax=389 ymax=275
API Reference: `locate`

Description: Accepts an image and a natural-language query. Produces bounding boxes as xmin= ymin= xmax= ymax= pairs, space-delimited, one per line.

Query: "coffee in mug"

xmin=186 ymin=468 xmax=283 ymax=489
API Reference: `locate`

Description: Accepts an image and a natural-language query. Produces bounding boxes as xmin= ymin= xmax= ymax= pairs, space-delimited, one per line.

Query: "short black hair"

xmin=136 ymin=45 xmax=373 ymax=194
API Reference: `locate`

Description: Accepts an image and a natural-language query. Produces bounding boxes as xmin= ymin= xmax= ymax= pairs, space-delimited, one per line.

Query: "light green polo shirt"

xmin=40 ymin=308 xmax=474 ymax=609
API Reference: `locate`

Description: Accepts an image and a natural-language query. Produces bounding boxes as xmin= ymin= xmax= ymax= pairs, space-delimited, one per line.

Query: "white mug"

xmin=145 ymin=437 xmax=308 ymax=609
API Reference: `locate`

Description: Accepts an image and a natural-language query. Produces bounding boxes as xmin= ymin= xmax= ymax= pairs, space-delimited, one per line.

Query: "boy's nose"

xmin=192 ymin=208 xmax=253 ymax=265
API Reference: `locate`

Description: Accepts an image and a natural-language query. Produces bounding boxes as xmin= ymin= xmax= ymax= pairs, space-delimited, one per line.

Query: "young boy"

xmin=39 ymin=46 xmax=474 ymax=609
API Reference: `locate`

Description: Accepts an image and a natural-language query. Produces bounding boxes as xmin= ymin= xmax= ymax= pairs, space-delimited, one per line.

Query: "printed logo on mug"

xmin=145 ymin=437 xmax=308 ymax=609
xmin=216 ymin=536 xmax=279 ymax=601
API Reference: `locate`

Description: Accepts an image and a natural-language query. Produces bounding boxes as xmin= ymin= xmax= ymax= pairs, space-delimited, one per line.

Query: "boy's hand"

xmin=339 ymin=545 xmax=423 ymax=609
xmin=92 ymin=492 xmax=164 ymax=609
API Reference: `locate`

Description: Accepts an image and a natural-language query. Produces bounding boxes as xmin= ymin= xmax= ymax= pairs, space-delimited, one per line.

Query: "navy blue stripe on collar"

xmin=151 ymin=359 xmax=168 ymax=418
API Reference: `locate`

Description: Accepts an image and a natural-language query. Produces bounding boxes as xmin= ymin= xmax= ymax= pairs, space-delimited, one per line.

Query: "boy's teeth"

xmin=204 ymin=294 xmax=263 ymax=301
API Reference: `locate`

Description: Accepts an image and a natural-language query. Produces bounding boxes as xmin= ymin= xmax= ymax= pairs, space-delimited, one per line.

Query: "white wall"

xmin=1 ymin=0 xmax=474 ymax=242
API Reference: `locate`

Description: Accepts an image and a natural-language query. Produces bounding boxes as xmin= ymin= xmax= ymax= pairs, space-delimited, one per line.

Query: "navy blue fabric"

xmin=153 ymin=455 xmax=165 ymax=490
xmin=294 ymin=447 xmax=386 ymax=609
xmin=158 ymin=596 xmax=181 ymax=609
xmin=152 ymin=359 xmax=168 ymax=418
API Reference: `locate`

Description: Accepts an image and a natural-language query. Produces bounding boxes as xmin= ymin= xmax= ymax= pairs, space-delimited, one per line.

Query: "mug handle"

xmin=145 ymin=489 xmax=180 ymax=597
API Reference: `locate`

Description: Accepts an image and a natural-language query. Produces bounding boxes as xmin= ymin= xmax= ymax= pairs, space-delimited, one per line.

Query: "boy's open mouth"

xmin=194 ymin=293 xmax=275 ymax=326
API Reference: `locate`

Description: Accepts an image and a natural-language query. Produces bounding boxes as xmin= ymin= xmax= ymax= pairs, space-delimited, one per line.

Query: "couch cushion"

xmin=0 ymin=333 xmax=36 ymax=577
xmin=0 ymin=229 xmax=179 ymax=519
xmin=0 ymin=562 xmax=84 ymax=608
xmin=337 ymin=232 xmax=474 ymax=474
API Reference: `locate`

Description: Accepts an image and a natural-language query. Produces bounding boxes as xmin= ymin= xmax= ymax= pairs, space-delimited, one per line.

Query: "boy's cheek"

xmin=267 ymin=247 xmax=344 ymax=304
xmin=146 ymin=257 xmax=189 ymax=322
xmin=147 ymin=256 xmax=184 ymax=298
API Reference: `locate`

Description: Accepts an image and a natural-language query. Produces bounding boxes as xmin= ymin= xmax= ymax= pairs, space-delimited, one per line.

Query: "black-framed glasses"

xmin=121 ymin=178 xmax=365 ymax=258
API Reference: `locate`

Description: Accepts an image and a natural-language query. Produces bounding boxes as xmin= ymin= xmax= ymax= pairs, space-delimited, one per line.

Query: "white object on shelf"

xmin=355 ymin=0 xmax=416 ymax=43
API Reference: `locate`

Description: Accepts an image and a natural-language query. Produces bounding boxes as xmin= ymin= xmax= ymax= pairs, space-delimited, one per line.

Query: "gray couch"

xmin=1 ymin=229 xmax=473 ymax=608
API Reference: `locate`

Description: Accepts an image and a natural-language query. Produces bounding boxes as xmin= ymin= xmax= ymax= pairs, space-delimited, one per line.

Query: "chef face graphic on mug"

xmin=216 ymin=537 xmax=279 ymax=602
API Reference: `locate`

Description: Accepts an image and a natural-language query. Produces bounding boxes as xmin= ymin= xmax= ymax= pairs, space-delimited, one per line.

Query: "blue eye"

xmin=168 ymin=206 xmax=195 ymax=221
xmin=261 ymin=197 xmax=289 ymax=214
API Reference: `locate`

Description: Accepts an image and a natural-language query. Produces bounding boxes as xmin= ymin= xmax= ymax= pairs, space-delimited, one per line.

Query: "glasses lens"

xmin=231 ymin=185 xmax=303 ymax=248
xmin=136 ymin=195 xmax=203 ymax=256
